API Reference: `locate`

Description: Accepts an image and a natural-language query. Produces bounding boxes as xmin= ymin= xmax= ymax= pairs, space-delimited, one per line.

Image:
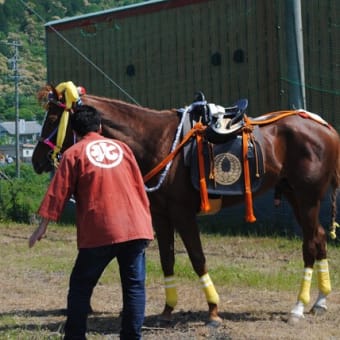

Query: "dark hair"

xmin=70 ymin=105 xmax=101 ymax=137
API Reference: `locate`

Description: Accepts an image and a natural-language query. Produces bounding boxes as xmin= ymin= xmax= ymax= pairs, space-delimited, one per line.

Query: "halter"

xmin=41 ymin=106 xmax=71 ymax=167
xmin=41 ymin=81 xmax=82 ymax=167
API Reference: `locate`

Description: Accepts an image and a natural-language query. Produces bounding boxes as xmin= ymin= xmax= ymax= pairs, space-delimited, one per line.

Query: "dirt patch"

xmin=1 ymin=224 xmax=340 ymax=339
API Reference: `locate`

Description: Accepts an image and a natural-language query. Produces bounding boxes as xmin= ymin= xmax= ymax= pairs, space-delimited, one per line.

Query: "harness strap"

xmin=143 ymin=123 xmax=206 ymax=183
xmin=144 ymin=121 xmax=210 ymax=213
xmin=247 ymin=110 xmax=305 ymax=125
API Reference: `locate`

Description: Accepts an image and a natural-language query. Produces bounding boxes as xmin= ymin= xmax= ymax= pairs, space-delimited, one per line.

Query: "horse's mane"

xmin=37 ymin=84 xmax=53 ymax=108
xmin=85 ymin=94 xmax=177 ymax=115
xmin=37 ymin=84 xmax=177 ymax=115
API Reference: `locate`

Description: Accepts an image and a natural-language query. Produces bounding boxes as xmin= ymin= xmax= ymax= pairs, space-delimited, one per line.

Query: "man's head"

xmin=70 ymin=105 xmax=101 ymax=137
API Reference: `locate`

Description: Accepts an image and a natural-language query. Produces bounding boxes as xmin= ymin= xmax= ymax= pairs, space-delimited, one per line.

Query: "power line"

xmin=17 ymin=0 xmax=140 ymax=106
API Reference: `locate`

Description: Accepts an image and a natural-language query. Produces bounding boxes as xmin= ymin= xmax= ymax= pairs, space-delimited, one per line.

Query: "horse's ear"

xmin=49 ymin=84 xmax=61 ymax=99
xmin=37 ymin=84 xmax=51 ymax=106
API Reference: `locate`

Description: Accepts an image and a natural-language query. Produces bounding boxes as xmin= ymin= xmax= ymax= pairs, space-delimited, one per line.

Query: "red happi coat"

xmin=38 ymin=132 xmax=154 ymax=248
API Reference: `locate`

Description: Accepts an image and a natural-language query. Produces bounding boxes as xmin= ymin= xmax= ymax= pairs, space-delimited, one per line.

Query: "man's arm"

xmin=28 ymin=217 xmax=50 ymax=248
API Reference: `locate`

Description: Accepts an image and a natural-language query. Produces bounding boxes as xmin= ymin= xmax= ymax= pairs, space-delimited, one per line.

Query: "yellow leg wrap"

xmin=164 ymin=276 xmax=178 ymax=308
xmin=200 ymin=273 xmax=220 ymax=305
xmin=297 ymin=268 xmax=313 ymax=305
xmin=316 ymin=259 xmax=331 ymax=295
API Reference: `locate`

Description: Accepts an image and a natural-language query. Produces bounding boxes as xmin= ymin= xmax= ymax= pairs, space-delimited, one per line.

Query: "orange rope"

xmin=143 ymin=122 xmax=210 ymax=212
xmin=143 ymin=123 xmax=206 ymax=183
xmin=247 ymin=110 xmax=301 ymax=125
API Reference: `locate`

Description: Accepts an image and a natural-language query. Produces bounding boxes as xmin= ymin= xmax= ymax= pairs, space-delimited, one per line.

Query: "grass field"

xmin=1 ymin=222 xmax=340 ymax=339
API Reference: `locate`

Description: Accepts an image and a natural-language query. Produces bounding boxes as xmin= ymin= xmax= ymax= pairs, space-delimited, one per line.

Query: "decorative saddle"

xmin=205 ymin=98 xmax=248 ymax=143
xmin=189 ymin=91 xmax=248 ymax=143
xmin=182 ymin=91 xmax=265 ymax=197
xmin=190 ymin=128 xmax=265 ymax=196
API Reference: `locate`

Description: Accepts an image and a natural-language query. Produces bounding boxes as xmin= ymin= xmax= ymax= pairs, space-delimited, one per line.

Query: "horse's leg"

xmin=310 ymin=226 xmax=331 ymax=315
xmin=287 ymin=197 xmax=331 ymax=322
xmin=151 ymin=209 xmax=178 ymax=321
xmin=311 ymin=177 xmax=340 ymax=314
xmin=310 ymin=188 xmax=338 ymax=315
xmin=310 ymin=259 xmax=331 ymax=315
xmin=173 ymin=210 xmax=221 ymax=325
xmin=290 ymin=228 xmax=331 ymax=321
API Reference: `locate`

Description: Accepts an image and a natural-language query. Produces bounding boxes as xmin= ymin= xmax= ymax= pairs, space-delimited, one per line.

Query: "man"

xmin=29 ymin=105 xmax=154 ymax=340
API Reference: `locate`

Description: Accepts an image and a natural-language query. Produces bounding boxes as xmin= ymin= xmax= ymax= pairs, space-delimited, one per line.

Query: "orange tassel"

xmin=242 ymin=123 xmax=256 ymax=223
xmin=196 ymin=123 xmax=211 ymax=213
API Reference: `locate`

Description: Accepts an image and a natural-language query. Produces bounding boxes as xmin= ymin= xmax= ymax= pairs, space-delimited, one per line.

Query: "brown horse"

xmin=32 ymin=83 xmax=340 ymax=325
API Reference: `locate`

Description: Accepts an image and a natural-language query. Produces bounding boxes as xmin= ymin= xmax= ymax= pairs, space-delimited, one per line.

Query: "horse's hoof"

xmin=158 ymin=315 xmax=172 ymax=323
xmin=207 ymin=316 xmax=222 ymax=328
xmin=310 ymin=305 xmax=327 ymax=316
xmin=207 ymin=302 xmax=221 ymax=327
xmin=157 ymin=316 xmax=172 ymax=326
xmin=159 ymin=304 xmax=173 ymax=322
xmin=287 ymin=313 xmax=304 ymax=325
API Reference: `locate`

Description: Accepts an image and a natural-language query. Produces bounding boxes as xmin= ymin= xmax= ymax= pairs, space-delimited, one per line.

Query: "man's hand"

xmin=29 ymin=218 xmax=50 ymax=248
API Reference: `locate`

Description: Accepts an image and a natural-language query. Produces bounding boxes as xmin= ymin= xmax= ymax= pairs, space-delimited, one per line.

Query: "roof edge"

xmin=45 ymin=0 xmax=167 ymax=26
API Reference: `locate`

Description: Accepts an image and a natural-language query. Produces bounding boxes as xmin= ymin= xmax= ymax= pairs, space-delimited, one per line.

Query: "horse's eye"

xmin=47 ymin=114 xmax=59 ymax=124
xmin=48 ymin=92 xmax=55 ymax=102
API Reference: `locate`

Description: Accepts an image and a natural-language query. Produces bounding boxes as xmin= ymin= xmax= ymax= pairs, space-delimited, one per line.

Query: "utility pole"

xmin=285 ymin=0 xmax=306 ymax=109
xmin=6 ymin=40 xmax=21 ymax=178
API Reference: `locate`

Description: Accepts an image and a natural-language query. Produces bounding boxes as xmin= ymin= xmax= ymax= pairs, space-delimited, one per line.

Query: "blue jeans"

xmin=63 ymin=239 xmax=148 ymax=340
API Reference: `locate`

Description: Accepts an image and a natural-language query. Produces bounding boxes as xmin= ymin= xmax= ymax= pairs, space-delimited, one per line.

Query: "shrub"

xmin=0 ymin=163 xmax=49 ymax=223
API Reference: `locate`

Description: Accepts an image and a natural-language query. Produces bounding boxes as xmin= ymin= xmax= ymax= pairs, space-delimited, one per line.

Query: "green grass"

xmin=1 ymin=223 xmax=340 ymax=339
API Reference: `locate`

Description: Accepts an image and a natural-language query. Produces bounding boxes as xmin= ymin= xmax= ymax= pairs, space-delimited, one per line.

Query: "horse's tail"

xmin=329 ymin=134 xmax=340 ymax=239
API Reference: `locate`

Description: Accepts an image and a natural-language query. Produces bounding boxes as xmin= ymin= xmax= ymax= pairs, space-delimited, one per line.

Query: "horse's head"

xmin=32 ymin=82 xmax=84 ymax=174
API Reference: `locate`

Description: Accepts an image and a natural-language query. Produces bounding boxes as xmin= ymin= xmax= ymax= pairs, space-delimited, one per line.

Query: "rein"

xmin=41 ymin=126 xmax=58 ymax=150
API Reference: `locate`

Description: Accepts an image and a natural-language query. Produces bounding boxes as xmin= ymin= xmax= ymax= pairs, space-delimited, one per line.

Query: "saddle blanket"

xmin=191 ymin=135 xmax=264 ymax=196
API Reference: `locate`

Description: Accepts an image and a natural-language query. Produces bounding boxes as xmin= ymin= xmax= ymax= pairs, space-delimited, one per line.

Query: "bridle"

xmin=38 ymin=100 xmax=73 ymax=168
xmin=38 ymin=81 xmax=83 ymax=168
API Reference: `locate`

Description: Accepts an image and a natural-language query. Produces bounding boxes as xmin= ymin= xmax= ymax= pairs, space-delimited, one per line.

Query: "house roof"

xmin=0 ymin=120 xmax=42 ymax=135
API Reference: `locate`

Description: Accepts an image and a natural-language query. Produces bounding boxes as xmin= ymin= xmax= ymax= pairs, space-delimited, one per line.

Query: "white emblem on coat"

xmin=86 ymin=140 xmax=123 ymax=168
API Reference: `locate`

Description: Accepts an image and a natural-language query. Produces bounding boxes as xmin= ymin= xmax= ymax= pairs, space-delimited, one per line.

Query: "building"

xmin=44 ymin=0 xmax=339 ymax=128
xmin=0 ymin=120 xmax=41 ymax=144
xmin=42 ymin=0 xmax=339 ymax=232
xmin=0 ymin=120 xmax=41 ymax=163
xmin=0 ymin=143 xmax=35 ymax=164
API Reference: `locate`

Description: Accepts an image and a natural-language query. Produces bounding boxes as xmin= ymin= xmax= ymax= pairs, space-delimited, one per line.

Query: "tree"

xmin=0 ymin=7 xmax=9 ymax=34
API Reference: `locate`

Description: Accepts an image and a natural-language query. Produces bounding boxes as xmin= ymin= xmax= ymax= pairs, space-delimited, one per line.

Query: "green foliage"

xmin=0 ymin=163 xmax=49 ymax=223
xmin=0 ymin=7 xmax=9 ymax=34
xmin=0 ymin=0 xmax=147 ymax=223
xmin=0 ymin=0 xmax=145 ymax=121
